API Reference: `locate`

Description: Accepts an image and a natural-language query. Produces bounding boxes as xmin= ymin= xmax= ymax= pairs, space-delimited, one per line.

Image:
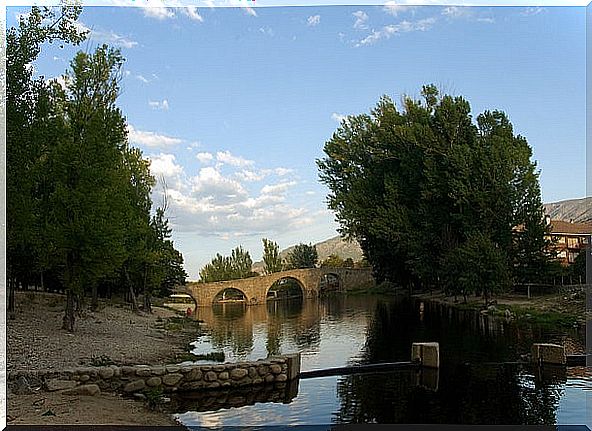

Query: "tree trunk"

xmin=8 ymin=274 xmax=16 ymax=314
xmin=62 ymin=290 xmax=76 ymax=332
xmin=40 ymin=271 xmax=44 ymax=291
xmin=124 ymin=267 xmax=140 ymax=314
xmin=91 ymin=284 xmax=99 ymax=311
xmin=142 ymin=265 xmax=152 ymax=313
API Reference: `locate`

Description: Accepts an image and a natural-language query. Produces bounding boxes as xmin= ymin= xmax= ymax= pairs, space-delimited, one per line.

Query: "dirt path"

xmin=7 ymin=291 xmax=200 ymax=427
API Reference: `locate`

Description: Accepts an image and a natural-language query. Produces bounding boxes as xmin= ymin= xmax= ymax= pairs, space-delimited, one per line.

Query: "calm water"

xmin=173 ymin=295 xmax=591 ymax=427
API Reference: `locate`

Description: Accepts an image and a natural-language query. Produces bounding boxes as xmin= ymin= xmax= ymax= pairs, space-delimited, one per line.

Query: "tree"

xmin=43 ymin=45 xmax=132 ymax=331
xmin=199 ymin=246 xmax=253 ymax=282
xmin=7 ymin=6 xmax=87 ymax=313
xmin=285 ymin=243 xmax=318 ymax=269
xmin=321 ymin=254 xmax=345 ymax=268
xmin=262 ymin=238 xmax=283 ymax=274
xmin=317 ymin=85 xmax=551 ymax=294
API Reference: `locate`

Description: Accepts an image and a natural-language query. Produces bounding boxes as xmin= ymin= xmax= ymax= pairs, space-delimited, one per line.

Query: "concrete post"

xmin=285 ymin=353 xmax=301 ymax=380
xmin=531 ymin=343 xmax=566 ymax=365
xmin=411 ymin=342 xmax=440 ymax=368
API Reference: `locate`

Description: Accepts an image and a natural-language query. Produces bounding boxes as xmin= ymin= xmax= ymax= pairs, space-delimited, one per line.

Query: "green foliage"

xmin=317 ymin=85 xmax=551 ymax=296
xmin=262 ymin=238 xmax=283 ymax=274
xmin=284 ymin=243 xmax=318 ymax=269
xmin=570 ymin=250 xmax=586 ymax=280
xmin=320 ymin=254 xmax=356 ymax=268
xmin=199 ymin=246 xmax=254 ymax=282
xmin=7 ymin=7 xmax=187 ymax=328
xmin=144 ymin=387 xmax=164 ymax=410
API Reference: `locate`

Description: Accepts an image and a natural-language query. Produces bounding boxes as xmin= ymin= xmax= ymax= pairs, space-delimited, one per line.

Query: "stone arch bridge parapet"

xmin=180 ymin=268 xmax=375 ymax=307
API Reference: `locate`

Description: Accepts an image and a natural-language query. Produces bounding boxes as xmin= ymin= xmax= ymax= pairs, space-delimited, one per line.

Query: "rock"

xmin=136 ymin=368 xmax=151 ymax=377
xmin=186 ymin=368 xmax=202 ymax=382
xmin=213 ymin=365 xmax=226 ymax=372
xmin=165 ymin=366 xmax=180 ymax=373
xmin=269 ymin=364 xmax=282 ymax=374
xmin=252 ymin=377 xmax=263 ymax=385
xmin=230 ymin=368 xmax=248 ymax=380
xmin=63 ymin=384 xmax=100 ymax=396
xmin=79 ymin=375 xmax=90 ymax=382
xmin=265 ymin=374 xmax=275 ymax=383
xmin=13 ymin=376 xmax=33 ymax=395
xmin=218 ymin=372 xmax=229 ymax=380
xmin=248 ymin=367 xmax=258 ymax=379
xmin=146 ymin=377 xmax=162 ymax=387
xmin=133 ymin=393 xmax=147 ymax=400
xmin=162 ymin=373 xmax=183 ymax=386
xmin=204 ymin=371 xmax=218 ymax=382
xmin=257 ymin=366 xmax=269 ymax=376
xmin=275 ymin=374 xmax=287 ymax=382
xmin=46 ymin=379 xmax=77 ymax=392
xmin=123 ymin=380 xmax=146 ymax=393
xmin=151 ymin=367 xmax=166 ymax=376
xmin=121 ymin=366 xmax=136 ymax=376
xmin=208 ymin=382 xmax=221 ymax=389
xmin=99 ymin=368 xmax=114 ymax=379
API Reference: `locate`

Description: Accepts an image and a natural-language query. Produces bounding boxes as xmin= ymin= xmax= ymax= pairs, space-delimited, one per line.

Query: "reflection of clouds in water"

xmin=175 ymin=378 xmax=340 ymax=427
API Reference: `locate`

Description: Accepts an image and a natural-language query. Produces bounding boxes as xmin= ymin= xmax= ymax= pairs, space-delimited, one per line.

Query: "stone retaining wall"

xmin=8 ymin=354 xmax=300 ymax=397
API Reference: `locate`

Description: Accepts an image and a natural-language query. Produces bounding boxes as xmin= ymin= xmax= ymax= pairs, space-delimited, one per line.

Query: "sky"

xmin=7 ymin=5 xmax=587 ymax=280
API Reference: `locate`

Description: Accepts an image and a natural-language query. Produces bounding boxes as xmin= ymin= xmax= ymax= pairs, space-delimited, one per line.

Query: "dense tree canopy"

xmin=317 ymin=85 xmax=552 ymax=297
xmin=284 ymin=243 xmax=318 ymax=270
xmin=7 ymin=6 xmax=187 ymax=330
xmin=199 ymin=246 xmax=255 ymax=282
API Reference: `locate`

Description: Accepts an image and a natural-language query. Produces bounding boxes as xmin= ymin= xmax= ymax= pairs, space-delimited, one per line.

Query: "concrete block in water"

xmin=531 ymin=343 xmax=566 ymax=365
xmin=285 ymin=353 xmax=301 ymax=380
xmin=411 ymin=342 xmax=440 ymax=368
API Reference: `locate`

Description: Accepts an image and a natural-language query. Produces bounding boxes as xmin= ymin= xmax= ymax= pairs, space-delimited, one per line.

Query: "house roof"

xmin=548 ymin=219 xmax=592 ymax=235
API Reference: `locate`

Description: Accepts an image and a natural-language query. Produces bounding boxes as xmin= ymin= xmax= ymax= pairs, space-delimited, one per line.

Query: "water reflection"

xmin=178 ymin=295 xmax=589 ymax=427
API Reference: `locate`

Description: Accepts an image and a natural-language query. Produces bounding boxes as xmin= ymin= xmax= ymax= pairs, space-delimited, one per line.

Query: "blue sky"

xmin=7 ymin=5 xmax=586 ymax=279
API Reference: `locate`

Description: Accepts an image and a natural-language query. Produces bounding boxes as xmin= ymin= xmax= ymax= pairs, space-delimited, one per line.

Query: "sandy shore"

xmin=7 ymin=291 xmax=200 ymax=426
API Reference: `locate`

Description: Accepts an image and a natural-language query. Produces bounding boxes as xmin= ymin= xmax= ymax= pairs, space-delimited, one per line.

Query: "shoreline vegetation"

xmin=347 ymin=283 xmax=586 ymax=332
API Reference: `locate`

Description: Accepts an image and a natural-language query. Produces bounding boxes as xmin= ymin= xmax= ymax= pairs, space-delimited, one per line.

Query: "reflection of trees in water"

xmin=334 ymin=365 xmax=564 ymax=424
xmin=265 ymin=298 xmax=322 ymax=354
xmin=209 ymin=303 xmax=253 ymax=357
xmin=335 ymin=298 xmax=567 ymax=424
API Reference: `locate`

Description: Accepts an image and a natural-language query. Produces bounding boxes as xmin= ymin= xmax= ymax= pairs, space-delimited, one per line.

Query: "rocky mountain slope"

xmin=543 ymin=197 xmax=591 ymax=223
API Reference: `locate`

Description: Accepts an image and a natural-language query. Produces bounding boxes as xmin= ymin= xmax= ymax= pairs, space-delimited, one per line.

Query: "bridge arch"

xmin=212 ymin=287 xmax=249 ymax=304
xmin=266 ymin=276 xmax=305 ymax=301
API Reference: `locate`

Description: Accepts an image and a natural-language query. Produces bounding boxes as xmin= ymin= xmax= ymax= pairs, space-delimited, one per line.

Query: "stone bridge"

xmin=179 ymin=268 xmax=375 ymax=307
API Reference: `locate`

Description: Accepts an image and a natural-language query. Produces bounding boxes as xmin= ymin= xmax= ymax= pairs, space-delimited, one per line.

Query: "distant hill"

xmin=252 ymin=235 xmax=364 ymax=274
xmin=543 ymin=197 xmax=592 ymax=223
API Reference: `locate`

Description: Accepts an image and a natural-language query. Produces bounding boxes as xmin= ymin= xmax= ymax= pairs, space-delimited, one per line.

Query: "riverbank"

xmin=412 ymin=289 xmax=587 ymax=335
xmin=7 ymin=291 xmax=200 ymax=426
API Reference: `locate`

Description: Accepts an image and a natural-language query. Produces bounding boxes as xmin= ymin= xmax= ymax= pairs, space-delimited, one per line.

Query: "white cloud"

xmin=259 ymin=27 xmax=274 ymax=36
xmin=441 ymin=6 xmax=495 ymax=23
xmin=521 ymin=7 xmax=546 ymax=16
xmin=235 ymin=170 xmax=267 ymax=182
xmin=261 ymin=181 xmax=297 ymax=196
xmin=196 ymin=152 xmax=214 ymax=164
xmin=149 ymin=99 xmax=170 ymax=110
xmin=331 ymin=112 xmax=347 ymax=123
xmin=274 ymin=168 xmax=293 ymax=176
xmin=128 ymin=125 xmax=183 ymax=148
xmin=149 ymin=153 xmax=184 ymax=179
xmin=383 ymin=3 xmax=416 ymax=16
xmin=353 ymin=11 xmax=369 ymax=30
xmin=142 ymin=7 xmax=175 ymax=20
xmin=216 ymin=151 xmax=254 ymax=167
xmin=307 ymin=15 xmax=321 ymax=27
xmin=136 ymin=75 xmax=149 ymax=83
xmin=442 ymin=6 xmax=470 ymax=18
xmin=183 ymin=6 xmax=204 ymax=22
xmin=356 ymin=17 xmax=436 ymax=47
xmin=75 ymin=22 xmax=138 ymax=49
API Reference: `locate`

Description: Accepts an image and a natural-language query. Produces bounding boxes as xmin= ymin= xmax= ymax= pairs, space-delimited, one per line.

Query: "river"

xmin=172 ymin=294 xmax=591 ymax=427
